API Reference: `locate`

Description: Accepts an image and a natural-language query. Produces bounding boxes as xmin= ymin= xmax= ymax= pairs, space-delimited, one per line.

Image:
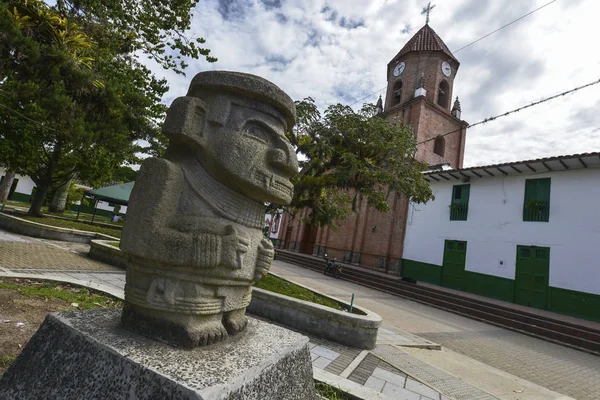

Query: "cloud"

xmin=148 ymin=0 xmax=600 ymax=168
xmin=216 ymin=0 xmax=251 ymax=20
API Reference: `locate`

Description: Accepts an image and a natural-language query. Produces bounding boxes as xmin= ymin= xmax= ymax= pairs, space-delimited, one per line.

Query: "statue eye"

xmin=246 ymin=124 xmax=269 ymax=143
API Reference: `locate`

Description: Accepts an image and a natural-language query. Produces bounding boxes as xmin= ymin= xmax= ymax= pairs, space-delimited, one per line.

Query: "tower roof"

xmin=390 ymin=24 xmax=458 ymax=65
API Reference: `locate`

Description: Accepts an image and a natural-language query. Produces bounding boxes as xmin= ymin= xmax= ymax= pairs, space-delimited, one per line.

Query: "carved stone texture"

xmin=120 ymin=71 xmax=298 ymax=348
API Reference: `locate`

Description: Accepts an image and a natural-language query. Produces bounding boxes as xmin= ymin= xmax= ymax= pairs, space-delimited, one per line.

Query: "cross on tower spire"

xmin=421 ymin=2 xmax=436 ymax=25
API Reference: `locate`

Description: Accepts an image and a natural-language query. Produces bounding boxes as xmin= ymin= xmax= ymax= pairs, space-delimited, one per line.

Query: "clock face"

xmin=441 ymin=61 xmax=452 ymax=77
xmin=393 ymin=62 xmax=405 ymax=77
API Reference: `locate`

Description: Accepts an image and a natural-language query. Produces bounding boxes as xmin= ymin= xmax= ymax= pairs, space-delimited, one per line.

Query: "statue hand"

xmin=254 ymin=238 xmax=274 ymax=280
xmin=221 ymin=225 xmax=250 ymax=269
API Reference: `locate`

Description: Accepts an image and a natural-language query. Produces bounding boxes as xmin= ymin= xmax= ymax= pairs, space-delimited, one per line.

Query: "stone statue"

xmin=120 ymin=71 xmax=298 ymax=348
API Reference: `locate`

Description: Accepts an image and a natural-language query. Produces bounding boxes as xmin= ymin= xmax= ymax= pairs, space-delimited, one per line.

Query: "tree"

xmin=0 ymin=0 xmax=215 ymax=216
xmin=66 ymin=183 xmax=87 ymax=209
xmin=49 ymin=178 xmax=72 ymax=213
xmin=113 ymin=166 xmax=138 ymax=183
xmin=0 ymin=170 xmax=16 ymax=203
xmin=54 ymin=0 xmax=217 ymax=74
xmin=275 ymin=98 xmax=433 ymax=227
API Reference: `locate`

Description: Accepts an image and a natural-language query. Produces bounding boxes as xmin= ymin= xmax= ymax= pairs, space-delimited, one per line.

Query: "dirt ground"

xmin=0 ymin=279 xmax=120 ymax=375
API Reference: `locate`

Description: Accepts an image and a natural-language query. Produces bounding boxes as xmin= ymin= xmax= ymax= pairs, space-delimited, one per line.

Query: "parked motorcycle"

xmin=323 ymin=253 xmax=342 ymax=278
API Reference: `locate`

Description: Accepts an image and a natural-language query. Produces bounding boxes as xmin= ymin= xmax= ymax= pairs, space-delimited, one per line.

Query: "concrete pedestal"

xmin=0 ymin=309 xmax=315 ymax=399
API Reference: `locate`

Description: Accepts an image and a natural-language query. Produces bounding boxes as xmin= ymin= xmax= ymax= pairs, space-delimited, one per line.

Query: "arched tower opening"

xmin=437 ymin=80 xmax=449 ymax=109
xmin=434 ymin=136 xmax=445 ymax=157
xmin=393 ymin=81 xmax=403 ymax=105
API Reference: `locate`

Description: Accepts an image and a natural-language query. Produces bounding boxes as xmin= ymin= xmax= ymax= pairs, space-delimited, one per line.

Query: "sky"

xmin=147 ymin=0 xmax=600 ymax=168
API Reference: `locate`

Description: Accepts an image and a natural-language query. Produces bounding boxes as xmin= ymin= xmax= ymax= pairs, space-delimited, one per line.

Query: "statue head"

xmin=163 ymin=71 xmax=298 ymax=205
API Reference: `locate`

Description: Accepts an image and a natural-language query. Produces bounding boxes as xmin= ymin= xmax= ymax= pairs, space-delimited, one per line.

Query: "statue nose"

xmin=267 ymin=144 xmax=298 ymax=177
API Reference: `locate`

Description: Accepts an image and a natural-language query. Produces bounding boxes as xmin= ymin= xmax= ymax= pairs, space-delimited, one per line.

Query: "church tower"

xmin=382 ymin=24 xmax=467 ymax=168
xmin=279 ymin=23 xmax=469 ymax=273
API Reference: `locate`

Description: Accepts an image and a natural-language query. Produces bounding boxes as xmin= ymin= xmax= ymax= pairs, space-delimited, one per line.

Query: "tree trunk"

xmin=28 ymin=183 xmax=50 ymax=217
xmin=49 ymin=179 xmax=72 ymax=214
xmin=0 ymin=170 xmax=16 ymax=203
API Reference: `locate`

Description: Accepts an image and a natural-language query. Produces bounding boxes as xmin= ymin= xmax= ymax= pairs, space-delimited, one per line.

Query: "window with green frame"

xmin=523 ymin=178 xmax=550 ymax=222
xmin=450 ymin=184 xmax=470 ymax=220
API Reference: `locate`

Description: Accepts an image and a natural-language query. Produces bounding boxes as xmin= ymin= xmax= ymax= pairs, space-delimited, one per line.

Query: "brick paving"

xmin=5 ymin=228 xmax=588 ymax=399
xmin=0 ymin=242 xmax=120 ymax=272
xmin=308 ymin=337 xmax=362 ymax=375
xmin=348 ymin=353 xmax=394 ymax=385
xmin=271 ymin=260 xmax=599 ymax=400
xmin=419 ymin=330 xmax=600 ymax=400
xmin=373 ymin=346 xmax=497 ymax=400
xmin=0 ymin=228 xmax=453 ymax=399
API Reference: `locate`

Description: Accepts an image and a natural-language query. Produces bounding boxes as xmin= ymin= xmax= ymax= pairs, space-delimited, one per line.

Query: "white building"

xmin=402 ymin=152 xmax=600 ymax=322
xmin=265 ymin=212 xmax=283 ymax=240
xmin=0 ymin=169 xmax=128 ymax=215
xmin=0 ymin=168 xmax=36 ymax=203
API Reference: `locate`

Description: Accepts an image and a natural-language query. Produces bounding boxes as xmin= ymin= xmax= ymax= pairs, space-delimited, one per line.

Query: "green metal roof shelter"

xmin=76 ymin=182 xmax=134 ymax=223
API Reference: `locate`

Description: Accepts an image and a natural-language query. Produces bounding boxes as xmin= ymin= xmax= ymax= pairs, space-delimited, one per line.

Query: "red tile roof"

xmin=391 ymin=24 xmax=458 ymax=64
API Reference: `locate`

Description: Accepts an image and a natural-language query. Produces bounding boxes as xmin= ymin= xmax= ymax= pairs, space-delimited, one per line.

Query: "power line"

xmin=0 ymin=103 xmax=64 ymax=134
xmin=348 ymin=0 xmax=557 ymax=107
xmin=450 ymin=0 xmax=556 ymax=54
xmin=415 ymin=77 xmax=600 ymax=146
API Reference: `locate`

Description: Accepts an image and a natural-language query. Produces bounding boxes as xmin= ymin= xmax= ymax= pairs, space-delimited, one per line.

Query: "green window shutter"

xmin=536 ymin=178 xmax=551 ymax=203
xmin=462 ymin=184 xmax=470 ymax=204
xmin=523 ymin=178 xmax=550 ymax=222
xmin=524 ymin=179 xmax=536 ymax=203
xmin=450 ymin=184 xmax=470 ymax=221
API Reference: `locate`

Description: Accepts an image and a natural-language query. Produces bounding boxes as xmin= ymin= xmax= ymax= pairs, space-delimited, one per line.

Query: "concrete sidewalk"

xmin=2 ymin=268 xmax=460 ymax=400
xmin=0 ymin=228 xmax=580 ymax=399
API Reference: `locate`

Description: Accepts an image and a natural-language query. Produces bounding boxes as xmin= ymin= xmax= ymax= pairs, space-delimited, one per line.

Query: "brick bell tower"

xmin=279 ymin=24 xmax=468 ymax=272
xmin=381 ymin=24 xmax=468 ymax=168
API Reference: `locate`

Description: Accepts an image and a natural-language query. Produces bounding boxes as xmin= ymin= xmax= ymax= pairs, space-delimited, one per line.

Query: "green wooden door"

xmin=442 ymin=240 xmax=467 ymax=290
xmin=515 ymin=246 xmax=550 ymax=309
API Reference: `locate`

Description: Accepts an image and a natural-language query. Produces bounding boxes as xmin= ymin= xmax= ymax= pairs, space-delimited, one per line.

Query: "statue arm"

xmin=146 ymin=223 xmax=249 ymax=270
xmin=254 ymin=237 xmax=274 ymax=280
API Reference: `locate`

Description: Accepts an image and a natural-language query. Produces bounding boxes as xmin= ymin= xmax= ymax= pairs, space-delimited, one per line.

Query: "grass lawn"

xmin=315 ymin=382 xmax=352 ymax=400
xmin=0 ymin=278 xmax=122 ymax=375
xmin=254 ymin=273 xmax=345 ymax=311
xmin=1 ymin=201 xmax=29 ymax=209
xmin=17 ymin=215 xmax=122 ymax=238
xmin=0 ymin=280 xmax=122 ymax=309
xmin=1 ymin=201 xmax=123 ymax=225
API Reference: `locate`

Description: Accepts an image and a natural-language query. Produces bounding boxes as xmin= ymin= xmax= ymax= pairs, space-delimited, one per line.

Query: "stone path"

xmin=0 ymin=229 xmax=465 ymax=400
xmin=271 ymin=261 xmax=593 ymax=400
xmin=0 ymin=227 xmax=585 ymax=400
xmin=2 ymin=270 xmax=453 ymax=400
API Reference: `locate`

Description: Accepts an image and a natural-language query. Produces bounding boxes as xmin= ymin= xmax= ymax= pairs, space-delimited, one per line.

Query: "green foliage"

xmin=19 ymin=215 xmax=122 ymax=238
xmin=112 ymin=166 xmax=138 ymax=183
xmin=314 ymin=382 xmax=352 ymax=400
xmin=0 ymin=280 xmax=123 ymax=309
xmin=66 ymin=183 xmax=86 ymax=208
xmin=254 ymin=274 xmax=344 ymax=311
xmin=0 ymin=0 xmax=213 ymax=216
xmin=54 ymin=0 xmax=217 ymax=74
xmin=0 ymin=355 xmax=16 ymax=369
xmin=525 ymin=199 xmax=547 ymax=211
xmin=285 ymin=97 xmax=434 ymax=227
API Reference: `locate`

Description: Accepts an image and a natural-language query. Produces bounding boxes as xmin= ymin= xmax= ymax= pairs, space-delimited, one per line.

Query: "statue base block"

xmin=0 ymin=309 xmax=315 ymax=400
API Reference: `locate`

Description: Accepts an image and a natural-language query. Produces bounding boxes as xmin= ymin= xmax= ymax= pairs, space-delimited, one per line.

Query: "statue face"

xmin=201 ymin=96 xmax=298 ymax=204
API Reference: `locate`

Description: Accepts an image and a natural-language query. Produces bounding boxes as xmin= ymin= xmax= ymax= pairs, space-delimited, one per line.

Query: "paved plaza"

xmin=270 ymin=260 xmax=599 ymax=400
xmin=1 ymin=228 xmax=597 ymax=399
